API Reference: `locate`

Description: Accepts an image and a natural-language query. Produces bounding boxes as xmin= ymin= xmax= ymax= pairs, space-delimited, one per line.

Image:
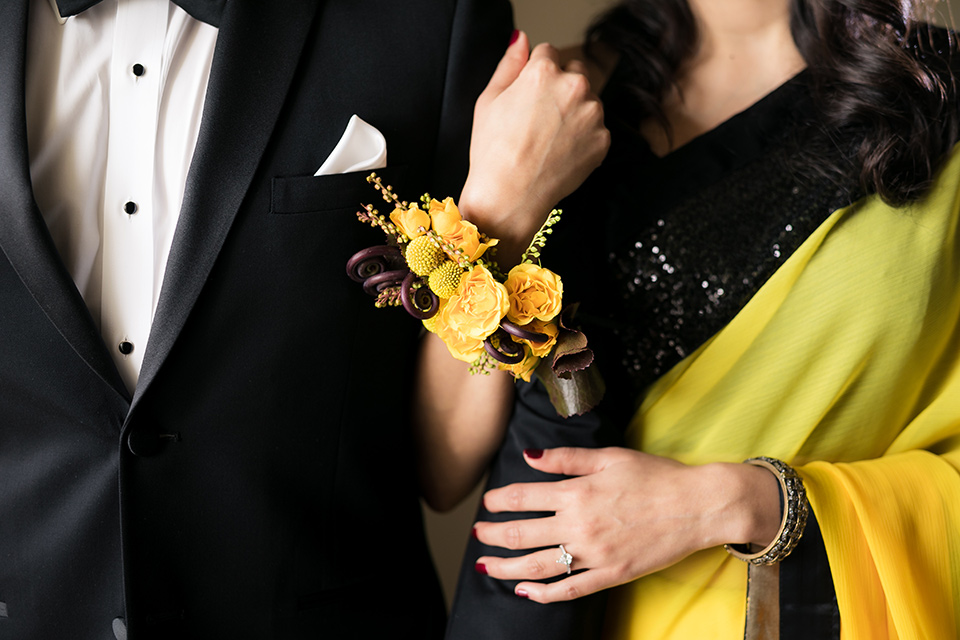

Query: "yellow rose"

xmin=433 ymin=302 xmax=486 ymax=362
xmin=505 ymin=264 xmax=563 ymax=325
xmin=523 ymin=318 xmax=559 ymax=358
xmin=429 ymin=197 xmax=498 ymax=262
xmin=428 ymin=197 xmax=463 ymax=236
xmin=435 ymin=325 xmax=486 ymax=363
xmin=389 ymin=203 xmax=431 ymax=240
xmin=503 ymin=347 xmax=539 ymax=382
xmin=433 ymin=305 xmax=484 ymax=363
xmin=434 ymin=264 xmax=509 ymax=362
xmin=453 ymin=220 xmax=500 ymax=262
xmin=445 ymin=264 xmax=509 ymax=341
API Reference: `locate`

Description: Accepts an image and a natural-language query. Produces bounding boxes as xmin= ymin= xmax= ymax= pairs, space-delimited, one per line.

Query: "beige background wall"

xmin=423 ymin=0 xmax=960 ymax=611
xmin=513 ymin=0 xmax=617 ymax=47
xmin=511 ymin=0 xmax=957 ymax=47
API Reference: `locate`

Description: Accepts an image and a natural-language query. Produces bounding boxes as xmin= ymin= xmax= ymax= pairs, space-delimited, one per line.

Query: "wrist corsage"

xmin=346 ymin=174 xmax=604 ymax=417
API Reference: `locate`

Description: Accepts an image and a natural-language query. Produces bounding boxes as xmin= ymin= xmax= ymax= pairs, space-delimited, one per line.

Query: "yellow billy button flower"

xmin=389 ymin=203 xmax=431 ymax=240
xmin=428 ymin=260 xmax=463 ymax=299
xmin=429 ymin=197 xmax=498 ymax=262
xmin=405 ymin=235 xmax=446 ymax=277
xmin=434 ymin=264 xmax=509 ymax=362
xmin=505 ymin=263 xmax=563 ymax=325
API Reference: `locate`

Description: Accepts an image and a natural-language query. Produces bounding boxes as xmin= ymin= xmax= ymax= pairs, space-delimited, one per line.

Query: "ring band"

xmin=556 ymin=544 xmax=573 ymax=575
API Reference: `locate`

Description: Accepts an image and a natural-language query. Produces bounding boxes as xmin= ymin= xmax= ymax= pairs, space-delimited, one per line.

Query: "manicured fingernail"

xmin=474 ymin=563 xmax=488 ymax=575
xmin=516 ymin=588 xmax=529 ymax=598
xmin=509 ymin=29 xmax=520 ymax=46
xmin=524 ymin=448 xmax=543 ymax=459
xmin=471 ymin=526 xmax=479 ymax=540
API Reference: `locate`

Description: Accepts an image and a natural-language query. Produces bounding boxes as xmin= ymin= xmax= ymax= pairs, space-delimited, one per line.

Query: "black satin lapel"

xmin=0 ymin=0 xmax=129 ymax=402
xmin=132 ymin=0 xmax=319 ymax=408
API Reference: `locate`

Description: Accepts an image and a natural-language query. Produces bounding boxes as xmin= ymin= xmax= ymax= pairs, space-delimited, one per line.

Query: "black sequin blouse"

xmin=554 ymin=69 xmax=861 ymax=407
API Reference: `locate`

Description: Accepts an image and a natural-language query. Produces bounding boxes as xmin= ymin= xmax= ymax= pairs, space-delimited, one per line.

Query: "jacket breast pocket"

xmin=270 ymin=166 xmax=406 ymax=215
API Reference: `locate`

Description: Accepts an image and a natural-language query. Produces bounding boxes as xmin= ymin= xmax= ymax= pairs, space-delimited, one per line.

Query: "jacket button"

xmin=112 ymin=617 xmax=127 ymax=640
xmin=126 ymin=430 xmax=180 ymax=457
xmin=127 ymin=430 xmax=161 ymax=457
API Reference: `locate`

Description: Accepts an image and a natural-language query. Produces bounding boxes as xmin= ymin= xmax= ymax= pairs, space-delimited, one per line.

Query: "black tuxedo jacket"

xmin=0 ymin=1 xmax=510 ymax=638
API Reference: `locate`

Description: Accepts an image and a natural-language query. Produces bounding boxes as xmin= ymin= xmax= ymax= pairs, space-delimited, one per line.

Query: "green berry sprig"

xmin=521 ymin=208 xmax=562 ymax=264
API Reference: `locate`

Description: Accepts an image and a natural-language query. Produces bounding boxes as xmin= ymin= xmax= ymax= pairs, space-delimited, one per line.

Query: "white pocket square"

xmin=314 ymin=115 xmax=388 ymax=176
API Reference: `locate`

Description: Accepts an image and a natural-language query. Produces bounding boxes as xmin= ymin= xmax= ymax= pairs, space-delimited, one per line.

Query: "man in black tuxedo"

xmin=0 ymin=0 xmax=511 ymax=637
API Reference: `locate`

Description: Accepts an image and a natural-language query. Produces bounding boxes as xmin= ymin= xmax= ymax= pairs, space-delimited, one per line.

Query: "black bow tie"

xmin=56 ymin=0 xmax=225 ymax=28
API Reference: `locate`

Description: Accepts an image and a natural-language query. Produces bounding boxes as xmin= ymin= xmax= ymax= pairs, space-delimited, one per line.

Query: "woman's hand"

xmin=459 ymin=32 xmax=610 ymax=265
xmin=414 ymin=34 xmax=609 ymax=512
xmin=473 ymin=447 xmax=782 ymax=603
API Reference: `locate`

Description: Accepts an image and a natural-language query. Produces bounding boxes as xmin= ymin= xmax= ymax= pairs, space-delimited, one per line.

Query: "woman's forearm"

xmin=414 ymin=333 xmax=515 ymax=511
xmin=412 ymin=33 xmax=608 ymax=510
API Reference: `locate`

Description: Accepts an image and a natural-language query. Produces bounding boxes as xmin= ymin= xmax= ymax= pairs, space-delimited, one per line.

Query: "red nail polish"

xmin=475 ymin=562 xmax=488 ymax=575
xmin=471 ymin=526 xmax=479 ymax=540
xmin=516 ymin=588 xmax=529 ymax=598
xmin=509 ymin=29 xmax=520 ymax=46
xmin=524 ymin=448 xmax=543 ymax=459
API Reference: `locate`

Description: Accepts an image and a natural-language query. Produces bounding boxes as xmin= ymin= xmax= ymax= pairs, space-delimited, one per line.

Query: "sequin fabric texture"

xmin=556 ymin=71 xmax=861 ymax=398
xmin=605 ymin=150 xmax=857 ymax=392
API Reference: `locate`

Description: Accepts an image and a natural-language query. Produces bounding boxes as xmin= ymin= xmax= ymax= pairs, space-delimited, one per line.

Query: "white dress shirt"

xmin=25 ymin=0 xmax=218 ymax=393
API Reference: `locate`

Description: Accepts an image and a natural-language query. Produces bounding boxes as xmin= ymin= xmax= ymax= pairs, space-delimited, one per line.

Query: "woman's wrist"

xmin=457 ymin=195 xmax=533 ymax=267
xmin=706 ymin=462 xmax=783 ymax=549
xmin=725 ymin=457 xmax=810 ymax=564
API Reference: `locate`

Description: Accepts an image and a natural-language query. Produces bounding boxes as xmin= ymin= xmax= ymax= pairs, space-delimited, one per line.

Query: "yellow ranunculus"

xmin=505 ymin=263 xmax=563 ymax=325
xmin=390 ymin=203 xmax=430 ymax=240
xmin=429 ymin=197 xmax=498 ymax=261
xmin=523 ymin=318 xmax=559 ymax=358
xmin=434 ymin=264 xmax=509 ymax=362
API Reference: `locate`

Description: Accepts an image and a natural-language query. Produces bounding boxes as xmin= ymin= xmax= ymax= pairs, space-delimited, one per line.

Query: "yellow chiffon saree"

xmin=604 ymin=147 xmax=960 ymax=639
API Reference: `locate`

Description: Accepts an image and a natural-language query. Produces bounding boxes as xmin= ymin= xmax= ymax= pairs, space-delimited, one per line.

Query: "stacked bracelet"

xmin=724 ymin=456 xmax=809 ymax=566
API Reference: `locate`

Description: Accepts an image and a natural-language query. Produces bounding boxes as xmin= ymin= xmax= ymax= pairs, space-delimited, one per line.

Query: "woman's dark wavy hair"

xmin=587 ymin=0 xmax=960 ymax=204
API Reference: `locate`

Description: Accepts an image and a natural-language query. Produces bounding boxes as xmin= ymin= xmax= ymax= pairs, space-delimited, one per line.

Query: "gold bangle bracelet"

xmin=724 ymin=456 xmax=809 ymax=566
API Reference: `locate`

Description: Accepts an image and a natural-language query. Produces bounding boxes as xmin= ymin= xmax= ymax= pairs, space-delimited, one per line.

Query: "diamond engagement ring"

xmin=556 ymin=544 xmax=573 ymax=575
